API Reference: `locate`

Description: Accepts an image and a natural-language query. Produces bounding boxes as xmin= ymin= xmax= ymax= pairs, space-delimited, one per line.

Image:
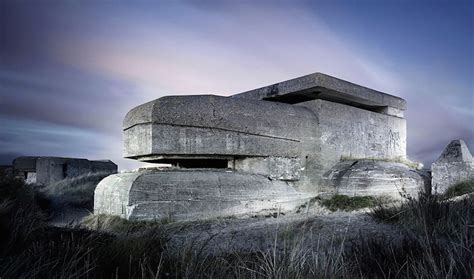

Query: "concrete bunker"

xmin=13 ymin=156 xmax=117 ymax=185
xmin=95 ymin=72 xmax=425 ymax=221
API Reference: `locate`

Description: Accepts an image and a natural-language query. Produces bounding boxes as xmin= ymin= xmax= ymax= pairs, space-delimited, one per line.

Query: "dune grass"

xmin=0 ymin=170 xmax=472 ymax=278
xmin=39 ymin=172 xmax=111 ymax=209
xmin=366 ymin=192 xmax=473 ymax=278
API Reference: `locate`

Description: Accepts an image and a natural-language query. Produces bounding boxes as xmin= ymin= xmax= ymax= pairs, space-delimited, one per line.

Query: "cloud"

xmin=55 ymin=2 xmax=402 ymax=96
xmin=1 ymin=1 xmax=472 ymax=169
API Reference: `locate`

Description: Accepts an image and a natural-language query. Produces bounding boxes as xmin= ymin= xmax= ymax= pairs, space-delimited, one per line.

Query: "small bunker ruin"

xmin=431 ymin=139 xmax=474 ymax=194
xmin=95 ymin=73 xmax=425 ymax=221
xmin=13 ymin=156 xmax=117 ymax=185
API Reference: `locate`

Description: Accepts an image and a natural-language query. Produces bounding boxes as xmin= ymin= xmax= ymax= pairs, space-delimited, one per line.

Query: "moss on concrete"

xmin=320 ymin=195 xmax=378 ymax=211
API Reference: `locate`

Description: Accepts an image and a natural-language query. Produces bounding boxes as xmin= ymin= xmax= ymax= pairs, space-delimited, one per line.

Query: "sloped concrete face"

xmin=431 ymin=140 xmax=474 ymax=194
xmin=320 ymin=160 xmax=425 ymax=199
xmin=94 ymin=169 xmax=311 ymax=221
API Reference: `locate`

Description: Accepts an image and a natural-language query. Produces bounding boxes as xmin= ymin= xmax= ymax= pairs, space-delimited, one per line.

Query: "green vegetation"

xmin=443 ymin=179 xmax=474 ymax=199
xmin=320 ymin=194 xmax=378 ymax=211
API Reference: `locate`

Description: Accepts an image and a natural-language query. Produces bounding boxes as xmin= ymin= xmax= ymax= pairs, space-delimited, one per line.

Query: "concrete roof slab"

xmin=232 ymin=72 xmax=406 ymax=111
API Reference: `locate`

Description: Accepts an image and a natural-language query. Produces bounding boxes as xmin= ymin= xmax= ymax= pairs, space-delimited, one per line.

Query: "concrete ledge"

xmin=124 ymin=123 xmax=302 ymax=160
xmin=232 ymin=72 xmax=406 ymax=111
xmin=122 ymin=95 xmax=317 ymax=160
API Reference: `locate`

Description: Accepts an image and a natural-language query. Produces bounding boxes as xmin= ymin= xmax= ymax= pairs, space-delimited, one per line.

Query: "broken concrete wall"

xmin=431 ymin=139 xmax=474 ymax=194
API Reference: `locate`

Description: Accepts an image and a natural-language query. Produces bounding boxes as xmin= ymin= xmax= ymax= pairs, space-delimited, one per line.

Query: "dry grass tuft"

xmin=39 ymin=172 xmax=111 ymax=209
xmin=0 ymin=171 xmax=472 ymax=278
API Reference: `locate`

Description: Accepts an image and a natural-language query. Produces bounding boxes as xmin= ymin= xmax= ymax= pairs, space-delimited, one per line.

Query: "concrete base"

xmin=94 ymin=169 xmax=312 ymax=221
xmin=320 ymin=160 xmax=425 ymax=199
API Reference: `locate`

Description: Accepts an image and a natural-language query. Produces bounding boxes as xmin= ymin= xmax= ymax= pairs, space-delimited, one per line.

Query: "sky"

xmin=0 ymin=0 xmax=473 ymax=170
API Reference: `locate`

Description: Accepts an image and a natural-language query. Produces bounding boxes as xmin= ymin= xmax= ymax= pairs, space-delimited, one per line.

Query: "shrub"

xmin=321 ymin=195 xmax=378 ymax=211
xmin=443 ymin=179 xmax=474 ymax=199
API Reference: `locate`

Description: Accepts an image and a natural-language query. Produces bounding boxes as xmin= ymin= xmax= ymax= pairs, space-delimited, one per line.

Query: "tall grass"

xmin=0 ymin=170 xmax=472 ymax=278
xmin=39 ymin=172 xmax=111 ymax=209
xmin=365 ymin=192 xmax=473 ymax=278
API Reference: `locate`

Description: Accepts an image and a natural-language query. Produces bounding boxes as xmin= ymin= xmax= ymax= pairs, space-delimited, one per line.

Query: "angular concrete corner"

xmin=431 ymin=139 xmax=474 ymax=194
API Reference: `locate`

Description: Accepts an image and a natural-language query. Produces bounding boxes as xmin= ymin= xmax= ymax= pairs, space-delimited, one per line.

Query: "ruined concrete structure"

xmin=13 ymin=156 xmax=117 ymax=185
xmin=431 ymin=139 xmax=474 ymax=194
xmin=95 ymin=73 xmax=425 ymax=221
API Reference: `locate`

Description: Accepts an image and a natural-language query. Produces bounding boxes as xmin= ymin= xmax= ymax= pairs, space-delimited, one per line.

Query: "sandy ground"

xmin=159 ymin=205 xmax=404 ymax=255
xmin=49 ymin=202 xmax=405 ymax=256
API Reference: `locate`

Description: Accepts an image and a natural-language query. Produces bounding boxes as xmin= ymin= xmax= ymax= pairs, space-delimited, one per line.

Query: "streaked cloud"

xmin=1 ymin=0 xmax=472 ymax=169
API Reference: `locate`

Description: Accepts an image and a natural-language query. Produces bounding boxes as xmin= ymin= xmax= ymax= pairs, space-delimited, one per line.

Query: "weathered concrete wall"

xmin=233 ymin=157 xmax=302 ymax=181
xmin=13 ymin=157 xmax=38 ymax=172
xmin=94 ymin=169 xmax=311 ymax=221
xmin=123 ymin=95 xmax=317 ymax=160
xmin=91 ymin=160 xmax=118 ymax=173
xmin=296 ymin=99 xmax=406 ymax=193
xmin=320 ymin=160 xmax=424 ymax=199
xmin=431 ymin=139 xmax=474 ymax=194
xmin=36 ymin=158 xmax=68 ymax=185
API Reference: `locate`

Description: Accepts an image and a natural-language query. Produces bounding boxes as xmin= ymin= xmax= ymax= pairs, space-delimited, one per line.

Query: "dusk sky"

xmin=1 ymin=0 xmax=473 ymax=170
